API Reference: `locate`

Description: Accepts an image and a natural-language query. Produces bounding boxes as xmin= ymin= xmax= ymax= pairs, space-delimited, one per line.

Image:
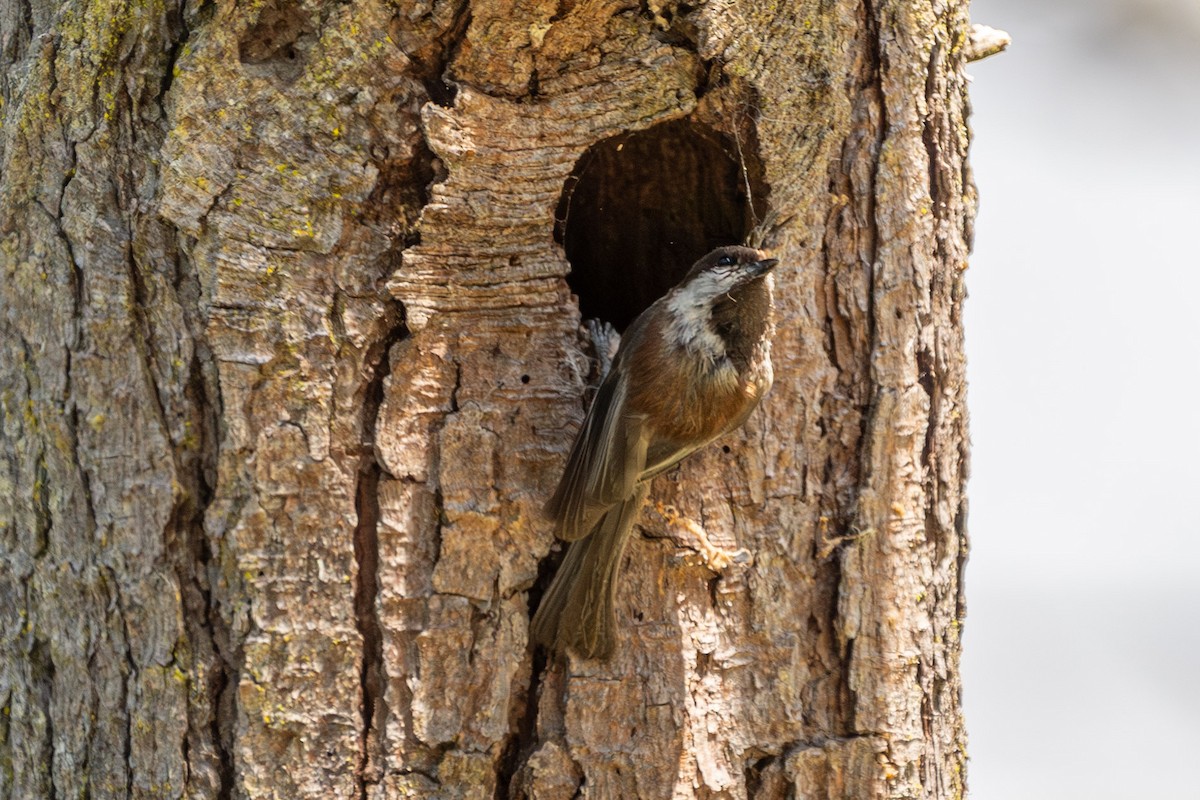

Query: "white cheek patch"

xmin=681 ymin=268 xmax=740 ymax=299
xmin=664 ymin=269 xmax=739 ymax=361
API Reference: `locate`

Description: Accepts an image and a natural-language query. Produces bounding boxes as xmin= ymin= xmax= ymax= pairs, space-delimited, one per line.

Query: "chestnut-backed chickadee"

xmin=532 ymin=245 xmax=778 ymax=659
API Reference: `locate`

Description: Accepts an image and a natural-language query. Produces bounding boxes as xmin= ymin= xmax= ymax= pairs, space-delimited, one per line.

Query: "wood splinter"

xmin=965 ymin=23 xmax=1012 ymax=62
xmin=653 ymin=501 xmax=752 ymax=572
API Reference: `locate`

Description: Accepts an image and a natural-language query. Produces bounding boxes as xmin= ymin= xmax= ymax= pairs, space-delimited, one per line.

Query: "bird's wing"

xmin=544 ymin=370 xmax=649 ymax=541
xmin=638 ymin=434 xmax=714 ymax=484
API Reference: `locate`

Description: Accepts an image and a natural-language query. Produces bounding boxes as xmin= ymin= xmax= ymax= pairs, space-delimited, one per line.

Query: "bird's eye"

xmin=716 ymin=255 xmax=737 ymax=267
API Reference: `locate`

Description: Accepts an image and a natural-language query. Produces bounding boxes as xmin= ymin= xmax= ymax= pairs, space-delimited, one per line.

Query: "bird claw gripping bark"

xmin=585 ymin=319 xmax=621 ymax=381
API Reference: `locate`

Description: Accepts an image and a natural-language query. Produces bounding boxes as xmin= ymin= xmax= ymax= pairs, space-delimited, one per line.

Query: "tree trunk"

xmin=0 ymin=0 xmax=974 ymax=797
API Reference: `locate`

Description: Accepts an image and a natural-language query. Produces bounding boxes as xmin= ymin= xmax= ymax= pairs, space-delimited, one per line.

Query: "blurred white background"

xmin=963 ymin=0 xmax=1200 ymax=797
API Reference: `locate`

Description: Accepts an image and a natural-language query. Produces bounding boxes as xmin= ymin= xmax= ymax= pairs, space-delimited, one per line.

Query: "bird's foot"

xmin=585 ymin=319 xmax=621 ymax=380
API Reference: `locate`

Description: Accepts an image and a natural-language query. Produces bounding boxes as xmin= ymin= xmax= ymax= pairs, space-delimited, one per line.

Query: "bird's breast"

xmin=625 ymin=325 xmax=765 ymax=444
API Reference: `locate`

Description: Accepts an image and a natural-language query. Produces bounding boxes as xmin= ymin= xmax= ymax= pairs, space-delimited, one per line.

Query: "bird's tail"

xmin=530 ymin=484 xmax=649 ymax=660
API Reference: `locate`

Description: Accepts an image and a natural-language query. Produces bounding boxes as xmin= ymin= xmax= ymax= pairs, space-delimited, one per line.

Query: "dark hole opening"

xmin=554 ymin=118 xmax=767 ymax=331
xmin=237 ymin=0 xmax=315 ymax=82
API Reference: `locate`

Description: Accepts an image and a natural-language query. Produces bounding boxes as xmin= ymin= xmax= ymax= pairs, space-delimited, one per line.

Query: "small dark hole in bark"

xmin=745 ymin=754 xmax=780 ymax=798
xmin=555 ymin=118 xmax=767 ymax=331
xmin=238 ymin=0 xmax=315 ymax=83
xmin=422 ymin=77 xmax=459 ymax=107
xmin=520 ymin=374 xmax=530 ymax=384
xmin=722 ymin=445 xmax=731 ymax=454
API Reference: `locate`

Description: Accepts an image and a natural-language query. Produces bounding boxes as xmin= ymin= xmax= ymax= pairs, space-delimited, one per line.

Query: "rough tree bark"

xmin=0 ymin=0 xmax=978 ymax=797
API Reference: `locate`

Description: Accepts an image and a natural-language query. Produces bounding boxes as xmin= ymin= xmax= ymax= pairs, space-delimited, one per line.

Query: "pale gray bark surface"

xmin=0 ymin=0 xmax=973 ymax=797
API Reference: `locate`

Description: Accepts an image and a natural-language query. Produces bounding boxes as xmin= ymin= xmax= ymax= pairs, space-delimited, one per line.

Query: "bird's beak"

xmin=750 ymin=258 xmax=779 ymax=276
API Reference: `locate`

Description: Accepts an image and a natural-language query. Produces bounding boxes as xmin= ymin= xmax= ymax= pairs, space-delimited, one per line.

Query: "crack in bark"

xmin=498 ymin=486 xmax=578 ymax=797
xmin=819 ymin=0 xmax=889 ymax=739
xmin=353 ymin=460 xmax=385 ymax=799
xmin=158 ymin=0 xmax=195 ymax=105
xmin=185 ymin=354 xmax=236 ymax=800
xmin=390 ymin=0 xmax=470 ymax=108
xmin=917 ymin=38 xmax=963 ymax=600
xmin=110 ymin=572 xmax=139 ymax=800
xmin=858 ymin=0 xmax=886 ymax=384
xmin=143 ymin=135 xmax=239 ymax=793
xmin=953 ymin=497 xmax=968 ymax=623
xmin=922 ymin=41 xmax=946 ymax=222
xmin=117 ymin=81 xmax=240 ymax=797
xmin=29 ymin=637 xmax=55 ymax=799
xmin=839 ymin=0 xmax=887 ymax=735
xmin=157 ymin=246 xmax=236 ymax=800
xmin=493 ymin=641 xmax=546 ymax=800
xmin=144 ymin=4 xmax=241 ymax=792
xmin=354 ymin=306 xmax=409 ymax=799
xmin=59 ymin=149 xmax=82 ymax=323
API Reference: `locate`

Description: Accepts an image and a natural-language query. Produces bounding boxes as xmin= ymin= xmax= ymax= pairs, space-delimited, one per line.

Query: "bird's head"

xmin=652 ymin=245 xmax=778 ymax=363
xmin=677 ymin=246 xmax=778 ymax=304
